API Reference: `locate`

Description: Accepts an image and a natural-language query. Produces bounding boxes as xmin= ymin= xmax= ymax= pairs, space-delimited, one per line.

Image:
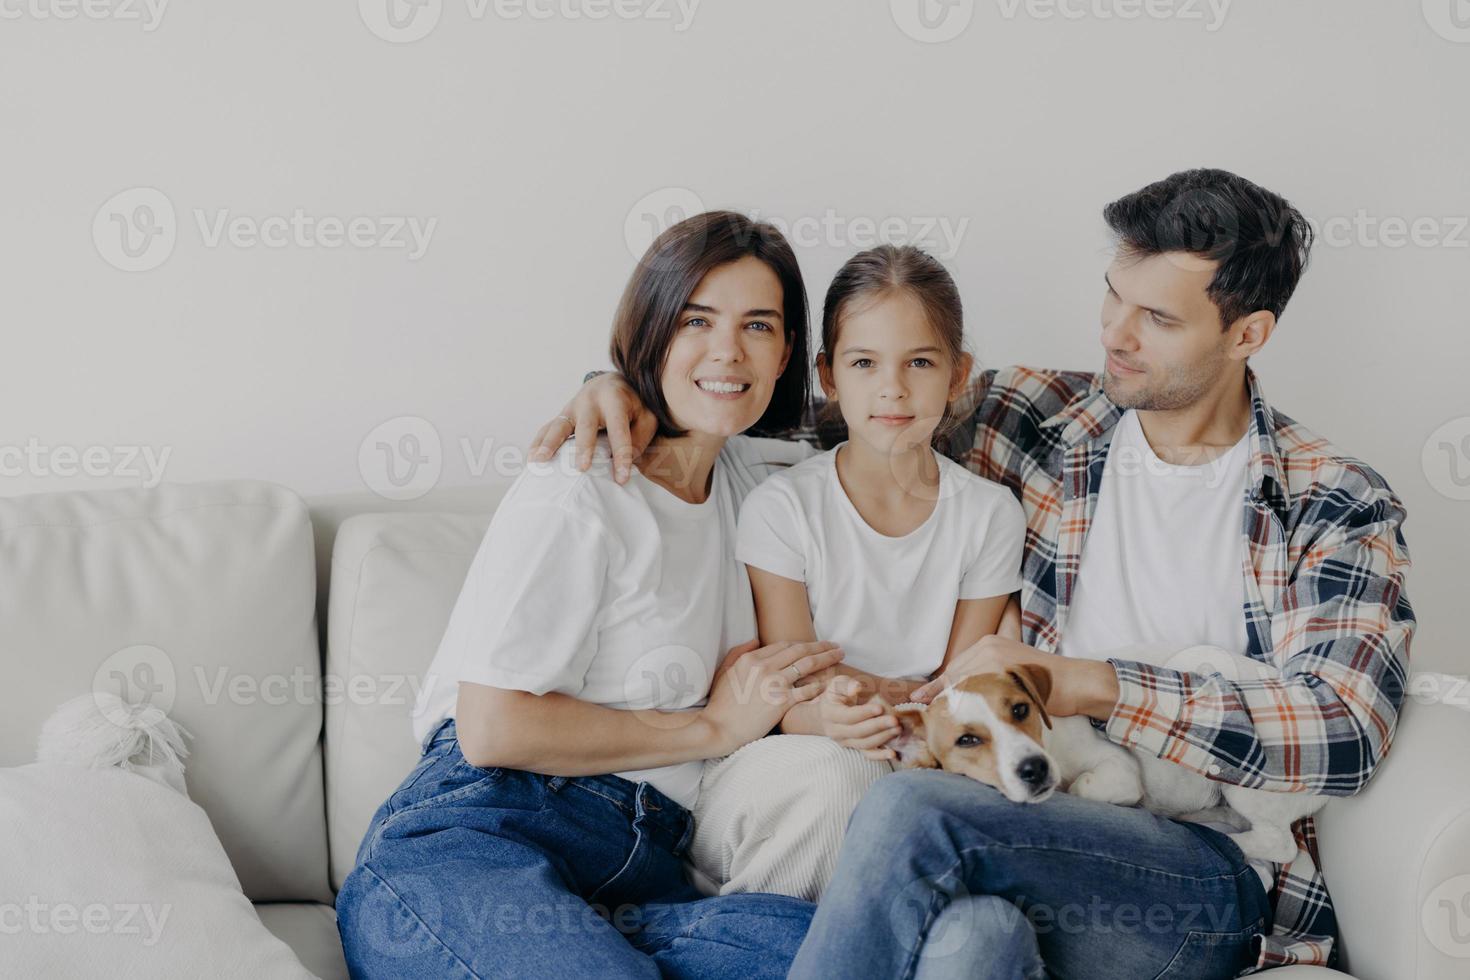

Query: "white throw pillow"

xmin=0 ymin=764 xmax=316 ymax=979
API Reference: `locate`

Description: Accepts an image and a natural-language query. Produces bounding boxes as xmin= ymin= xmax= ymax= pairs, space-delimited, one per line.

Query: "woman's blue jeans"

xmin=788 ymin=768 xmax=1274 ymax=980
xmin=335 ymin=720 xmax=814 ymax=979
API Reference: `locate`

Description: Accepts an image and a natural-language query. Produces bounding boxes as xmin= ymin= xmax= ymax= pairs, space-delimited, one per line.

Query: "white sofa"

xmin=2 ymin=478 xmax=1467 ymax=979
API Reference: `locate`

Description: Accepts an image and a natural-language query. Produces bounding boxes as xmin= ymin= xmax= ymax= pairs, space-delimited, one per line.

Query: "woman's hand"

xmin=700 ymin=639 xmax=844 ymax=755
xmin=818 ymin=675 xmax=902 ymax=762
xmin=528 ymin=372 xmax=657 ymax=484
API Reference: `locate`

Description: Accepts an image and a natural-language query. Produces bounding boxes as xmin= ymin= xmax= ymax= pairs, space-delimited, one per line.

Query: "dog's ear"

xmin=889 ymin=706 xmax=938 ymax=769
xmin=1007 ymin=666 xmax=1052 ymax=730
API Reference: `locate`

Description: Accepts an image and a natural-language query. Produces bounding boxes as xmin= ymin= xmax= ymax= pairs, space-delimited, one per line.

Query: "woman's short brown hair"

xmin=610 ymin=210 xmax=810 ymax=438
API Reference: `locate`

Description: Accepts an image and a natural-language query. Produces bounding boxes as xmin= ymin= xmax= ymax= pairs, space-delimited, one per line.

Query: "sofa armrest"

xmin=1315 ymin=688 xmax=1470 ymax=979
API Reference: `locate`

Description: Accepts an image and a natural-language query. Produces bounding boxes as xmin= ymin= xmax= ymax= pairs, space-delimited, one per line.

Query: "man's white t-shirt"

xmin=1059 ymin=408 xmax=1271 ymax=886
xmin=736 ymin=444 xmax=1026 ymax=679
xmin=1060 ymin=409 xmax=1250 ymax=661
xmin=412 ymin=434 xmax=816 ymax=810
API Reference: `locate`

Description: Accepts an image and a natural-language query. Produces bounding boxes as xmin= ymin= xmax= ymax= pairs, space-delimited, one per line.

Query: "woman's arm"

xmin=455 ymin=637 xmax=845 ymax=775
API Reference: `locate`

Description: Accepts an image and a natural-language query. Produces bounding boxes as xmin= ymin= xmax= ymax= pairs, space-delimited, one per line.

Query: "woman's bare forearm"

xmin=455 ymin=684 xmax=724 ymax=775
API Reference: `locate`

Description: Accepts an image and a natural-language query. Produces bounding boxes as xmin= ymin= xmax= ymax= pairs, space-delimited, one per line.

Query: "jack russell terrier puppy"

xmin=889 ymin=647 xmax=1323 ymax=865
xmin=889 ymin=666 xmax=1059 ymax=804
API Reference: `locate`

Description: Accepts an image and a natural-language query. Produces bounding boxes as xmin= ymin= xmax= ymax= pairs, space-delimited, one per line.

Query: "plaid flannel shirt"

xmin=790 ymin=364 xmax=1415 ymax=971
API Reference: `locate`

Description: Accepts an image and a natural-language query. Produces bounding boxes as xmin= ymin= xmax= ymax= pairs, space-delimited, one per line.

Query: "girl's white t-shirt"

xmin=411 ymin=434 xmax=816 ymax=810
xmin=735 ymin=444 xmax=1026 ymax=680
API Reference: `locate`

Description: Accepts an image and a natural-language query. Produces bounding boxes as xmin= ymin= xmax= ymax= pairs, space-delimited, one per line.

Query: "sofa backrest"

xmin=318 ymin=506 xmax=500 ymax=890
xmin=0 ymin=480 xmax=331 ymax=903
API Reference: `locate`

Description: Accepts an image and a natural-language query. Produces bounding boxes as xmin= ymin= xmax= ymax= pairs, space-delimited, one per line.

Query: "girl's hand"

xmin=701 ymin=640 xmax=844 ymax=755
xmin=818 ymin=675 xmax=901 ymax=762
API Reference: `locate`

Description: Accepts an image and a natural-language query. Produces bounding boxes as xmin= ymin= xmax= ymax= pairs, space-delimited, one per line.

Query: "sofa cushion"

xmin=0 ymin=480 xmax=330 ymax=903
xmin=0 ymin=763 xmax=315 ymax=978
xmin=324 ymin=511 xmax=494 ymax=890
xmin=255 ymin=902 xmax=349 ymax=980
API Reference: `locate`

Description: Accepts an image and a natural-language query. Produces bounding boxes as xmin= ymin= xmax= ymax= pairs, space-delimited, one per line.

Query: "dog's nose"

xmin=1017 ymin=755 xmax=1051 ymax=788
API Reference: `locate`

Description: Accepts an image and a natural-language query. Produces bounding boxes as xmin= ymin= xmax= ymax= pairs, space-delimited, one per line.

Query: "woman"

xmin=336 ymin=211 xmax=842 ymax=979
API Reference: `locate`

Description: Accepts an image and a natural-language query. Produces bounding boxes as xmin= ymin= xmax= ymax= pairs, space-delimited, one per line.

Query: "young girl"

xmin=688 ymin=244 xmax=1026 ymax=900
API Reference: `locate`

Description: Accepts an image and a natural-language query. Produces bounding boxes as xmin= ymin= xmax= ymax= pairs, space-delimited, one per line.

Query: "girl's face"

xmin=659 ymin=255 xmax=793 ymax=440
xmin=819 ymin=289 xmax=970 ymax=456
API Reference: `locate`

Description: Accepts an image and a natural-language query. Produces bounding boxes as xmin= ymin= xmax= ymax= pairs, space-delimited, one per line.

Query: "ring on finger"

xmin=555 ymin=414 xmax=574 ymax=428
xmin=786 ymin=664 xmax=801 ymax=682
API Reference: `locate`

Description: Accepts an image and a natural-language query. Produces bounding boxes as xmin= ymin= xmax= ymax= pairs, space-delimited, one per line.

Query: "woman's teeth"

xmin=697 ymin=381 xmax=750 ymax=394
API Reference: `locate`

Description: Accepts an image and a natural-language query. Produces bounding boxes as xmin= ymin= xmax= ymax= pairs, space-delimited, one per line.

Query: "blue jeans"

xmin=789 ymin=769 xmax=1273 ymax=980
xmin=335 ymin=720 xmax=814 ymax=979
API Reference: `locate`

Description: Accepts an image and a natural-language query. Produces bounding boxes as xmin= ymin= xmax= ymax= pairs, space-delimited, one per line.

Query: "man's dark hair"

xmin=1102 ymin=169 xmax=1314 ymax=327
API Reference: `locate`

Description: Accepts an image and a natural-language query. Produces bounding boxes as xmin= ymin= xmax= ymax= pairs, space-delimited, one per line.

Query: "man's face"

xmin=1099 ymin=251 xmax=1234 ymax=411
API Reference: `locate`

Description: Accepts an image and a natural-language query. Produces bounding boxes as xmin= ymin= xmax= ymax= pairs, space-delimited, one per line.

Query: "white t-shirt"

xmin=412 ymin=434 xmax=816 ymax=810
xmin=736 ymin=444 xmax=1026 ymax=679
xmin=1059 ymin=408 xmax=1269 ymax=887
xmin=1060 ymin=409 xmax=1250 ymax=662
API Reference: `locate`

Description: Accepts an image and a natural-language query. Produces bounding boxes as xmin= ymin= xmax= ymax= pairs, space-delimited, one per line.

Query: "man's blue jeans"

xmin=789 ymin=769 xmax=1274 ymax=980
xmin=335 ymin=720 xmax=814 ymax=979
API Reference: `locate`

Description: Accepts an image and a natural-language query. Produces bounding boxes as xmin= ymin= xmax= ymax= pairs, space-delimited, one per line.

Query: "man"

xmin=533 ymin=169 xmax=1414 ymax=977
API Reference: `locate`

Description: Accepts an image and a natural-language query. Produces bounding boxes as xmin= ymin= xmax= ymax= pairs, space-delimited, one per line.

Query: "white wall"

xmin=2 ymin=0 xmax=1466 ymax=672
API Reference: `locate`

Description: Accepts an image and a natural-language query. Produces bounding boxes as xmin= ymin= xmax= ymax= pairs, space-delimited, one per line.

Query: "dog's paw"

xmin=1070 ymin=770 xmax=1143 ymax=806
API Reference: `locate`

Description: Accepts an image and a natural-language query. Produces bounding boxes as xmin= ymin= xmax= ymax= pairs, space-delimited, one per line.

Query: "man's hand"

xmin=818 ymin=675 xmax=901 ymax=762
xmin=528 ymin=373 xmax=657 ymax=484
xmin=912 ymin=635 xmax=1121 ymax=720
